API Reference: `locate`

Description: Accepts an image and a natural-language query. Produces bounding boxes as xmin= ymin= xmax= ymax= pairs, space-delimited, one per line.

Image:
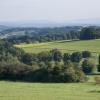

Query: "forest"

xmin=0 ymin=37 xmax=100 ymax=82
xmin=1 ymin=26 xmax=100 ymax=43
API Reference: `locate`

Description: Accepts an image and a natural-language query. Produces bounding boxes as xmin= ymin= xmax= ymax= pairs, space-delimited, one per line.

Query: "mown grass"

xmin=0 ymin=81 xmax=100 ymax=100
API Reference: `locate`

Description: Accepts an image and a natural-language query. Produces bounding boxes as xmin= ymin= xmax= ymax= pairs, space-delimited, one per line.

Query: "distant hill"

xmin=0 ymin=26 xmax=82 ymax=39
xmin=1 ymin=20 xmax=100 ymax=41
xmin=1 ymin=19 xmax=100 ymax=27
xmin=0 ymin=25 xmax=11 ymax=32
xmin=0 ymin=21 xmax=69 ymax=28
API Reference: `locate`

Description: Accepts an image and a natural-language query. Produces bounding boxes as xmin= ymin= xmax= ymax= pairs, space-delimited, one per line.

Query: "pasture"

xmin=0 ymin=81 xmax=100 ymax=100
xmin=15 ymin=39 xmax=100 ymax=64
xmin=1 ymin=40 xmax=100 ymax=100
xmin=15 ymin=39 xmax=100 ymax=54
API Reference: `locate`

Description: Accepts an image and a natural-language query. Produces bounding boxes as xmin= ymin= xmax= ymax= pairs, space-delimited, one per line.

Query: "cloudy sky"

xmin=0 ymin=0 xmax=100 ymax=22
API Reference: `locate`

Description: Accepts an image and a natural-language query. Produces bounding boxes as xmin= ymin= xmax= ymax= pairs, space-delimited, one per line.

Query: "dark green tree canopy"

xmin=71 ymin=52 xmax=82 ymax=63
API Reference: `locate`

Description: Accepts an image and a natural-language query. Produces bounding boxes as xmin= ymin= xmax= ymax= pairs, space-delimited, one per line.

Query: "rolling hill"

xmin=15 ymin=39 xmax=100 ymax=64
xmin=15 ymin=39 xmax=100 ymax=54
xmin=0 ymin=26 xmax=82 ymax=39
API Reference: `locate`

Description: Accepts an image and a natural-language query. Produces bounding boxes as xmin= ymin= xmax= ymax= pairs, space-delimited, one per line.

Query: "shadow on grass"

xmin=53 ymin=39 xmax=80 ymax=43
xmin=89 ymin=90 xmax=100 ymax=93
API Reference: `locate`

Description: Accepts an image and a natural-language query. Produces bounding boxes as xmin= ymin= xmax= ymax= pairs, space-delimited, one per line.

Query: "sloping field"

xmin=15 ymin=39 xmax=100 ymax=54
xmin=15 ymin=39 xmax=100 ymax=64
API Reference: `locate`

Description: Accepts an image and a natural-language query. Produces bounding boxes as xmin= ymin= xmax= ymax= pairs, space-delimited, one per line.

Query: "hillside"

xmin=15 ymin=39 xmax=100 ymax=54
xmin=15 ymin=39 xmax=100 ymax=64
xmin=0 ymin=25 xmax=10 ymax=32
xmin=0 ymin=26 xmax=81 ymax=39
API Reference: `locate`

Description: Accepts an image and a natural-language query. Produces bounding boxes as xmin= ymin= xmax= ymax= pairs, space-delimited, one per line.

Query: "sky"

xmin=0 ymin=0 xmax=100 ymax=23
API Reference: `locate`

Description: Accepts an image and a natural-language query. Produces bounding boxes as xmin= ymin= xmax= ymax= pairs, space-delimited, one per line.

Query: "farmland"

xmin=1 ymin=39 xmax=100 ymax=100
xmin=15 ymin=39 xmax=100 ymax=64
xmin=1 ymin=0 xmax=100 ymax=100
xmin=15 ymin=39 xmax=100 ymax=54
xmin=0 ymin=81 xmax=100 ymax=100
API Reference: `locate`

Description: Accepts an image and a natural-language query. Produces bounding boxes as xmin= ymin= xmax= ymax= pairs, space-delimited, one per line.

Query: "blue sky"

xmin=0 ymin=0 xmax=100 ymax=22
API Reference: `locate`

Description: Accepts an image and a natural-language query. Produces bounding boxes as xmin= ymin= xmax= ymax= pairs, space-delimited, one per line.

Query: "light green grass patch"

xmin=15 ymin=39 xmax=100 ymax=54
xmin=0 ymin=81 xmax=100 ymax=100
xmin=15 ymin=39 xmax=100 ymax=64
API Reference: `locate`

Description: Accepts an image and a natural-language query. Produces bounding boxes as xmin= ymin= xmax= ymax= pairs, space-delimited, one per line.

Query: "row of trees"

xmin=6 ymin=32 xmax=80 ymax=44
xmin=80 ymin=27 xmax=100 ymax=40
xmin=4 ymin=26 xmax=100 ymax=44
xmin=0 ymin=40 xmax=99 ymax=82
xmin=22 ymin=50 xmax=91 ymax=65
xmin=2 ymin=26 xmax=81 ymax=43
xmin=0 ymin=61 xmax=86 ymax=82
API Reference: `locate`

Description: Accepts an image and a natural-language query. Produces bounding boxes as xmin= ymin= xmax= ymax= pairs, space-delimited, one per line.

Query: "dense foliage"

xmin=0 ymin=40 xmax=88 ymax=82
xmin=1 ymin=26 xmax=100 ymax=44
xmin=6 ymin=31 xmax=80 ymax=44
xmin=82 ymin=59 xmax=96 ymax=74
xmin=0 ymin=28 xmax=100 ymax=82
xmin=98 ymin=55 xmax=100 ymax=72
xmin=0 ymin=26 xmax=81 ymax=43
xmin=80 ymin=27 xmax=100 ymax=40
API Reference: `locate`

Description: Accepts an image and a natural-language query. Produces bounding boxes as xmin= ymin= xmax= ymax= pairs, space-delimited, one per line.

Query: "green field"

xmin=15 ymin=39 xmax=100 ymax=54
xmin=1 ymin=40 xmax=100 ymax=100
xmin=15 ymin=39 xmax=100 ymax=64
xmin=0 ymin=81 xmax=100 ymax=100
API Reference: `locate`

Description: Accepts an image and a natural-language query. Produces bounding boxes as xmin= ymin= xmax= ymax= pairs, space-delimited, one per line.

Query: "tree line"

xmin=0 ymin=40 xmax=100 ymax=82
xmin=6 ymin=31 xmax=80 ymax=44
xmin=4 ymin=26 xmax=100 ymax=44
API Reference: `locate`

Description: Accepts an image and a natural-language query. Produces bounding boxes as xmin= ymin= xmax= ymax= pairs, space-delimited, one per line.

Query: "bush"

xmin=82 ymin=51 xmax=92 ymax=58
xmin=71 ymin=52 xmax=82 ymax=63
xmin=63 ymin=53 xmax=71 ymax=65
xmin=82 ymin=59 xmax=96 ymax=74
xmin=98 ymin=55 xmax=100 ymax=72
xmin=94 ymin=76 xmax=100 ymax=84
xmin=0 ymin=63 xmax=33 ymax=81
xmin=50 ymin=49 xmax=62 ymax=62
xmin=62 ymin=66 xmax=85 ymax=82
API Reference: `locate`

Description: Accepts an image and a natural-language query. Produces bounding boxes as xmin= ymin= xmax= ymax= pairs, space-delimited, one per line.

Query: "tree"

xmin=82 ymin=59 xmax=96 ymax=74
xmin=82 ymin=51 xmax=92 ymax=58
xmin=0 ymin=63 xmax=33 ymax=81
xmin=98 ymin=55 xmax=100 ymax=72
xmin=37 ymin=51 xmax=52 ymax=63
xmin=51 ymin=49 xmax=62 ymax=62
xmin=63 ymin=53 xmax=71 ymax=65
xmin=38 ymin=62 xmax=46 ymax=68
xmin=50 ymin=65 xmax=62 ymax=82
xmin=71 ymin=52 xmax=82 ymax=63
xmin=80 ymin=27 xmax=96 ymax=40
xmin=21 ymin=53 xmax=36 ymax=65
xmin=62 ymin=62 xmax=86 ymax=82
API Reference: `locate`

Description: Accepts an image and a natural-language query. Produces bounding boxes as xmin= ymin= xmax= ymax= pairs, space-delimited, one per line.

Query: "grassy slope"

xmin=1 ymin=40 xmax=100 ymax=100
xmin=15 ymin=39 xmax=100 ymax=64
xmin=15 ymin=39 xmax=100 ymax=54
xmin=0 ymin=81 xmax=100 ymax=100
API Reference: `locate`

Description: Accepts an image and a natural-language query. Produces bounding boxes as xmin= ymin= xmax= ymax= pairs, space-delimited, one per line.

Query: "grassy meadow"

xmin=15 ymin=39 xmax=100 ymax=64
xmin=0 ymin=81 xmax=100 ymax=100
xmin=7 ymin=39 xmax=99 ymax=100
xmin=15 ymin=39 xmax=100 ymax=54
xmin=1 ymin=40 xmax=100 ymax=100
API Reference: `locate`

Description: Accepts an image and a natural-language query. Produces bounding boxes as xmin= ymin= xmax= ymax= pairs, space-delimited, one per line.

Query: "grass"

xmin=1 ymin=39 xmax=100 ymax=100
xmin=15 ymin=39 xmax=100 ymax=64
xmin=0 ymin=81 xmax=100 ymax=100
xmin=15 ymin=39 xmax=100 ymax=54
xmin=87 ymin=75 xmax=100 ymax=82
